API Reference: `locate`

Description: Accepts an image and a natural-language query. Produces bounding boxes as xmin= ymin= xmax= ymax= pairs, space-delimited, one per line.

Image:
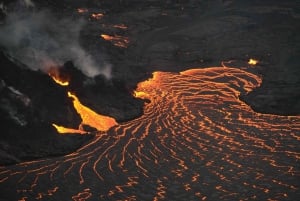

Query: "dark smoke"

xmin=0 ymin=0 xmax=111 ymax=78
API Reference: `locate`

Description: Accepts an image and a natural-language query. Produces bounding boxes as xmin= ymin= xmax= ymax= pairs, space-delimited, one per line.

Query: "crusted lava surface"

xmin=0 ymin=0 xmax=299 ymax=165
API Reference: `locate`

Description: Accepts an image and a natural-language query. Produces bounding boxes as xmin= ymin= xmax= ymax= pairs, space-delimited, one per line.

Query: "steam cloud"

xmin=0 ymin=1 xmax=111 ymax=78
xmin=23 ymin=0 xmax=35 ymax=8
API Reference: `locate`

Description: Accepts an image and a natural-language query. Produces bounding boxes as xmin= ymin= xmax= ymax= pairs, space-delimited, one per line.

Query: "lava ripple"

xmin=0 ymin=67 xmax=299 ymax=201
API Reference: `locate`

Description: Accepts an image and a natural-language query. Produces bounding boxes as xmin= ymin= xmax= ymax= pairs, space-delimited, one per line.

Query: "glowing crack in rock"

xmin=48 ymin=68 xmax=69 ymax=86
xmin=101 ymin=34 xmax=130 ymax=48
xmin=0 ymin=66 xmax=299 ymax=201
xmin=49 ymin=76 xmax=69 ymax=86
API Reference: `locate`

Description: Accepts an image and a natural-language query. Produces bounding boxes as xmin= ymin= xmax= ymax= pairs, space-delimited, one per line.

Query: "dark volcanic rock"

xmin=0 ymin=52 xmax=81 ymax=128
xmin=0 ymin=0 xmax=299 ymax=164
xmin=76 ymin=75 xmax=145 ymax=122
xmin=98 ymin=0 xmax=300 ymax=115
xmin=0 ymin=50 xmax=144 ymax=164
xmin=61 ymin=61 xmax=145 ymax=122
xmin=0 ymin=52 xmax=92 ymax=164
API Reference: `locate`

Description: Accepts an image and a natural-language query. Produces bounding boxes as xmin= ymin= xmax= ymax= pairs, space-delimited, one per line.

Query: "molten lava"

xmin=133 ymin=72 xmax=161 ymax=101
xmin=133 ymin=91 xmax=148 ymax=100
xmin=1 ymin=65 xmax=299 ymax=201
xmin=248 ymin=58 xmax=258 ymax=65
xmin=77 ymin=8 xmax=88 ymax=13
xmin=48 ymin=72 xmax=117 ymax=134
xmin=48 ymin=68 xmax=69 ymax=86
xmin=52 ymin=124 xmax=86 ymax=135
xmin=101 ymin=34 xmax=129 ymax=48
xmin=51 ymin=76 xmax=69 ymax=86
xmin=90 ymin=13 xmax=104 ymax=20
xmin=52 ymin=92 xmax=118 ymax=134
xmin=68 ymin=92 xmax=117 ymax=132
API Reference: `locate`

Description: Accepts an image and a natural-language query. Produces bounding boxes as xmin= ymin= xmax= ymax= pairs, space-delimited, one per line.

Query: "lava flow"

xmin=67 ymin=92 xmax=117 ymax=132
xmin=101 ymin=34 xmax=130 ymax=48
xmin=48 ymin=67 xmax=69 ymax=86
xmin=77 ymin=8 xmax=88 ymax=14
xmin=0 ymin=66 xmax=299 ymax=201
xmin=48 ymin=71 xmax=117 ymax=133
xmin=52 ymin=124 xmax=86 ymax=135
xmin=90 ymin=13 xmax=104 ymax=20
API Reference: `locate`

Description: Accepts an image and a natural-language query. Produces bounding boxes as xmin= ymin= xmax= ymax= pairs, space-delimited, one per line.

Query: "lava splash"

xmin=0 ymin=66 xmax=299 ymax=201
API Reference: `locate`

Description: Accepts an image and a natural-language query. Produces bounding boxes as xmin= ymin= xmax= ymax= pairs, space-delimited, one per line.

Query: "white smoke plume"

xmin=23 ymin=0 xmax=35 ymax=7
xmin=0 ymin=1 xmax=111 ymax=78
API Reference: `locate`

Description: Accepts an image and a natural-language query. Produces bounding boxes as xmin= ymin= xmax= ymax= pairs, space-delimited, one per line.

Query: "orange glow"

xmin=248 ymin=58 xmax=258 ymax=65
xmin=133 ymin=91 xmax=148 ymax=99
xmin=52 ymin=124 xmax=86 ymax=135
xmin=112 ymin=24 xmax=128 ymax=30
xmin=72 ymin=188 xmax=92 ymax=201
xmin=77 ymin=8 xmax=88 ymax=13
xmin=133 ymin=72 xmax=160 ymax=101
xmin=50 ymin=76 xmax=69 ymax=86
xmin=91 ymin=13 xmax=104 ymax=20
xmin=68 ymin=92 xmax=117 ymax=132
xmin=1 ymin=65 xmax=299 ymax=200
xmin=52 ymin=92 xmax=117 ymax=134
xmin=100 ymin=34 xmax=114 ymax=40
xmin=100 ymin=34 xmax=129 ymax=48
xmin=48 ymin=68 xmax=69 ymax=86
xmin=48 ymin=68 xmax=117 ymax=133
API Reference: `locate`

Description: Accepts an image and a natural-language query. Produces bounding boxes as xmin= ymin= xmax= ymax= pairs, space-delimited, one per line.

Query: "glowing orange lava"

xmin=77 ymin=8 xmax=88 ymax=13
xmin=52 ymin=124 xmax=86 ymax=135
xmin=50 ymin=76 xmax=69 ymax=86
xmin=133 ymin=91 xmax=148 ymax=99
xmin=52 ymin=92 xmax=117 ymax=134
xmin=91 ymin=13 xmax=104 ymax=20
xmin=48 ymin=68 xmax=69 ymax=86
xmin=1 ymin=65 xmax=299 ymax=201
xmin=248 ymin=58 xmax=258 ymax=65
xmin=48 ymin=71 xmax=117 ymax=133
xmin=68 ymin=92 xmax=117 ymax=132
xmin=100 ymin=34 xmax=129 ymax=48
xmin=133 ymin=72 xmax=161 ymax=100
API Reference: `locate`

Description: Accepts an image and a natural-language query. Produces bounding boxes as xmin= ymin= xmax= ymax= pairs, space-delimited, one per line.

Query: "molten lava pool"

xmin=0 ymin=67 xmax=299 ymax=201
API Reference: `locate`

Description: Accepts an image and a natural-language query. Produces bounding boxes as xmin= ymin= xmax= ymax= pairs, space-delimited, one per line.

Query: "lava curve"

xmin=0 ymin=66 xmax=299 ymax=201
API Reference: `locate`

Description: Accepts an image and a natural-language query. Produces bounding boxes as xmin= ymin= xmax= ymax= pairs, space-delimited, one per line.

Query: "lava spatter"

xmin=0 ymin=66 xmax=299 ymax=201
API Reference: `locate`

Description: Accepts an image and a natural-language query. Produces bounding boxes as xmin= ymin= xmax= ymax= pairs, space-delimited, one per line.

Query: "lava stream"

xmin=0 ymin=66 xmax=299 ymax=201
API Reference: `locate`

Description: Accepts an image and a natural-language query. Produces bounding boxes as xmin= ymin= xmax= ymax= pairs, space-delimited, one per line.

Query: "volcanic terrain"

xmin=0 ymin=0 xmax=299 ymax=200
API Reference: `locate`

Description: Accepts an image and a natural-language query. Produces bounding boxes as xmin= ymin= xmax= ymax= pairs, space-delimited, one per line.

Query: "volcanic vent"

xmin=0 ymin=0 xmax=144 ymax=163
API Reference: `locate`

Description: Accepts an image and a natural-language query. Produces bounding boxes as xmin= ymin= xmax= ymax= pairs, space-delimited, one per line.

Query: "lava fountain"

xmin=0 ymin=66 xmax=299 ymax=201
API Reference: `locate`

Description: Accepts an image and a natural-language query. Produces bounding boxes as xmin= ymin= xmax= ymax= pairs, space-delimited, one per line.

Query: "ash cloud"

xmin=0 ymin=1 xmax=111 ymax=78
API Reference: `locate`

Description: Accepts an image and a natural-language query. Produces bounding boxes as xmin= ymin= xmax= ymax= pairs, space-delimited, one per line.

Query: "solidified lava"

xmin=0 ymin=66 xmax=299 ymax=200
xmin=0 ymin=0 xmax=299 ymax=200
